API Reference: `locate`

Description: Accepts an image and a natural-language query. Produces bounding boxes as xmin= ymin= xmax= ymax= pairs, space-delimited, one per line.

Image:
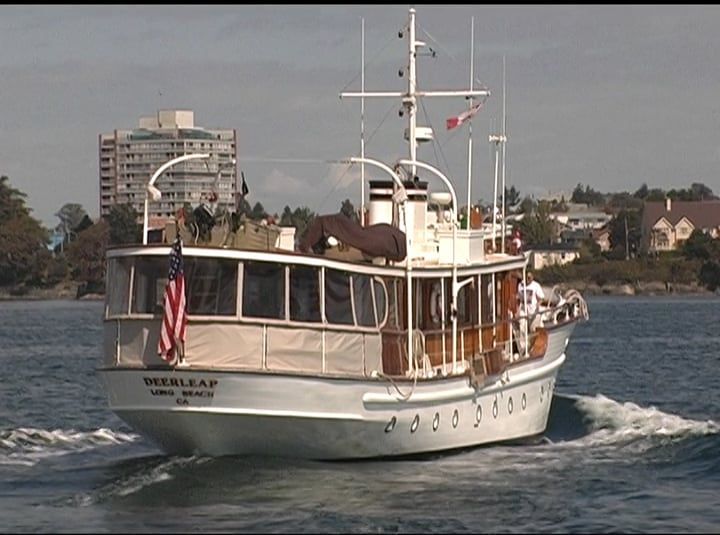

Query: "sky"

xmin=2 ymin=4 xmax=720 ymax=230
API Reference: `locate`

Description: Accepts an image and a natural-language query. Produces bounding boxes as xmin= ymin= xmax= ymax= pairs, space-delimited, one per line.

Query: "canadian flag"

xmin=446 ymin=101 xmax=484 ymax=130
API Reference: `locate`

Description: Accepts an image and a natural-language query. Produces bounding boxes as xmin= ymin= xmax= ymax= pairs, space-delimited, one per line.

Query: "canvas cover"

xmin=106 ymin=319 xmax=381 ymax=377
xmin=300 ymin=214 xmax=407 ymax=262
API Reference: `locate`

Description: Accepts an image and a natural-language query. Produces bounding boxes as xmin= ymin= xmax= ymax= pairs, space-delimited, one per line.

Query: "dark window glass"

xmin=325 ymin=269 xmax=353 ymax=325
xmin=242 ymin=262 xmax=285 ymax=319
xmin=352 ymin=274 xmax=375 ymax=327
xmin=131 ymin=256 xmax=167 ymax=314
xmin=373 ymin=279 xmax=387 ymax=327
xmin=185 ymin=258 xmax=237 ymax=315
xmin=480 ymin=274 xmax=493 ymax=324
xmin=290 ymin=266 xmax=321 ymax=322
xmin=385 ymin=278 xmax=404 ymax=329
xmin=456 ymin=276 xmax=478 ymax=326
xmin=106 ymin=257 xmax=132 ymax=315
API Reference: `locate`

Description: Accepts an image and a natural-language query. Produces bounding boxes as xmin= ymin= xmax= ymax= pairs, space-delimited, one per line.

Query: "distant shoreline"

xmin=0 ymin=282 xmax=103 ymax=302
xmin=0 ymin=280 xmax=713 ymax=302
xmin=551 ymin=280 xmax=713 ymax=297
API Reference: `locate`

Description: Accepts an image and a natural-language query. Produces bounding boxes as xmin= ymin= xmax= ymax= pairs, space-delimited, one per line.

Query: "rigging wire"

xmin=417 ymin=25 xmax=490 ymax=93
xmin=338 ymin=28 xmax=401 ymax=95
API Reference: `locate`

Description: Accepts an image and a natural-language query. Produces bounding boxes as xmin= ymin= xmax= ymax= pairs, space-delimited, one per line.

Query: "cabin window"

xmin=106 ymin=257 xmax=132 ymax=315
xmin=242 ymin=261 xmax=285 ymax=319
xmin=131 ymin=256 xmax=167 ymax=314
xmin=352 ymin=274 xmax=375 ymax=327
xmin=480 ymin=274 xmax=493 ymax=325
xmin=385 ymin=278 xmax=404 ymax=329
xmin=422 ymin=279 xmax=444 ymax=327
xmin=325 ymin=269 xmax=354 ymax=325
xmin=290 ymin=266 xmax=321 ymax=322
xmin=185 ymin=258 xmax=237 ymax=315
xmin=373 ymin=278 xmax=387 ymax=327
xmin=457 ymin=276 xmax=478 ymax=326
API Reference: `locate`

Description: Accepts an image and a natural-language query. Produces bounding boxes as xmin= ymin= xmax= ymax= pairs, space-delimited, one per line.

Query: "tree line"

xmin=0 ymin=174 xmax=355 ymax=295
xmin=2 ymin=173 xmax=720 ymax=295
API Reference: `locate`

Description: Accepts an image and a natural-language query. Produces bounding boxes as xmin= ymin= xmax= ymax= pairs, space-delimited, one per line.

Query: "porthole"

xmin=492 ymin=399 xmax=498 ymax=419
xmin=410 ymin=414 xmax=420 ymax=433
xmin=452 ymin=409 xmax=459 ymax=428
xmin=508 ymin=397 xmax=514 ymax=414
xmin=475 ymin=405 xmax=483 ymax=425
xmin=384 ymin=416 xmax=397 ymax=433
xmin=522 ymin=393 xmax=527 ymax=410
xmin=432 ymin=412 xmax=440 ymax=432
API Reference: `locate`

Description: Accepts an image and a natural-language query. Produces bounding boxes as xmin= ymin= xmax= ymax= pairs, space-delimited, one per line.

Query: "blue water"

xmin=1 ymin=296 xmax=718 ymax=533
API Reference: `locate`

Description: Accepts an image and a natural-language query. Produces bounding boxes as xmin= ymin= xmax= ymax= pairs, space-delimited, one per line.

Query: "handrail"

xmin=143 ymin=153 xmax=211 ymax=245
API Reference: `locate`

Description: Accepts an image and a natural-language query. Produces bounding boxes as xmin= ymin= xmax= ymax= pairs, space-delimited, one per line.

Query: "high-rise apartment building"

xmin=99 ymin=109 xmax=237 ymax=230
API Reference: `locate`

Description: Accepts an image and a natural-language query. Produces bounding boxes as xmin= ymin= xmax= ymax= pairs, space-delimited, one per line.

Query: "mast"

xmin=406 ymin=8 xmax=419 ymax=179
xmin=339 ymin=8 xmax=490 ymax=377
xmin=340 ymin=8 xmax=489 ymax=168
xmin=501 ymin=56 xmax=507 ymax=252
xmin=360 ymin=18 xmax=366 ymax=226
xmin=465 ymin=17 xmax=475 ymax=230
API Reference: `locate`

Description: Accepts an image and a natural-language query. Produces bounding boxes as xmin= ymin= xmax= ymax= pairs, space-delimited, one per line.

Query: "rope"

xmin=375 ymin=368 xmax=419 ymax=402
xmin=373 ymin=334 xmax=422 ymax=401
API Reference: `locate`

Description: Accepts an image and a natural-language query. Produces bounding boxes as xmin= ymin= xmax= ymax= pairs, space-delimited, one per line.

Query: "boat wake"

xmin=73 ymin=455 xmax=210 ymax=506
xmin=547 ymin=393 xmax=719 ymax=451
xmin=0 ymin=427 xmax=139 ymax=467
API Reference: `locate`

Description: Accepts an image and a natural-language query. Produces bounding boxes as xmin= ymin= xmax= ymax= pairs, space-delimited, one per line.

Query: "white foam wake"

xmin=0 ymin=427 xmax=139 ymax=466
xmin=572 ymin=393 xmax=719 ymax=448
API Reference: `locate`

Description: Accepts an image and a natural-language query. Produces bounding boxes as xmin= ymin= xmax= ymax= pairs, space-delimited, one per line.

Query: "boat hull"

xmin=99 ymin=322 xmax=576 ymax=460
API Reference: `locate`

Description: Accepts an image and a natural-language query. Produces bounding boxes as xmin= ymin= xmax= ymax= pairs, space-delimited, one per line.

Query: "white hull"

xmin=100 ymin=322 xmax=576 ymax=459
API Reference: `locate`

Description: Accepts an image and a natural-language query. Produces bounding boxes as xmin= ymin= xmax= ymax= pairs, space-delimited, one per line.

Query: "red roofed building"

xmin=641 ymin=198 xmax=720 ymax=253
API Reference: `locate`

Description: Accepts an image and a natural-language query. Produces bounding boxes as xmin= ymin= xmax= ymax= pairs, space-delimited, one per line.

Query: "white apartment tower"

xmin=99 ymin=109 xmax=238 ymax=230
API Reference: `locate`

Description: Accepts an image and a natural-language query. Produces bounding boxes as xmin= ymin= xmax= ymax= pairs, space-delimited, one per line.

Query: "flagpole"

xmin=466 ymin=17 xmax=475 ymax=230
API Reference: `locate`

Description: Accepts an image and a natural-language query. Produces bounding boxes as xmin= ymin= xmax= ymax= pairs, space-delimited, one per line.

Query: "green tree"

xmin=0 ymin=217 xmax=51 ymax=286
xmin=106 ymin=203 xmax=141 ymax=245
xmin=608 ymin=210 xmax=641 ymax=259
xmin=504 ymin=185 xmax=521 ymax=213
xmin=0 ymin=176 xmax=50 ymax=286
xmin=0 ymin=175 xmax=30 ymax=223
xmin=570 ymin=183 xmax=605 ymax=206
xmin=682 ymin=229 xmax=718 ymax=261
xmin=517 ymin=196 xmax=536 ymax=215
xmin=250 ymin=202 xmax=268 ymax=221
xmin=75 ymin=214 xmax=94 ymax=234
xmin=280 ymin=205 xmax=315 ymax=243
xmin=699 ymin=260 xmax=720 ymax=291
xmin=516 ymin=201 xmax=555 ymax=246
xmin=66 ymin=219 xmax=109 ymax=290
xmin=633 ymin=183 xmax=649 ymax=200
xmin=340 ymin=198 xmax=359 ymax=223
xmin=55 ymin=203 xmax=87 ymax=241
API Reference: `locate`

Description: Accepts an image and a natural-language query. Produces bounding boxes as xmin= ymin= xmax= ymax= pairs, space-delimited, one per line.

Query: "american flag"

xmin=158 ymin=237 xmax=187 ymax=363
xmin=446 ymin=101 xmax=484 ymax=130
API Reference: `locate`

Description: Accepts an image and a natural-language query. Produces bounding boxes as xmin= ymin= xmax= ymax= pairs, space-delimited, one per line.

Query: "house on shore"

xmin=641 ymin=198 xmax=720 ymax=253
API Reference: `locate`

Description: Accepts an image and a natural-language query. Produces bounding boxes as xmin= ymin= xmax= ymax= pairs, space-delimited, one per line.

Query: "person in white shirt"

xmin=518 ymin=270 xmax=545 ymax=320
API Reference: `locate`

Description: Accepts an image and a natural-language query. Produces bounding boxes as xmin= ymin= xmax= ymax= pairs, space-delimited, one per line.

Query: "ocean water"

xmin=0 ymin=296 xmax=718 ymax=533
